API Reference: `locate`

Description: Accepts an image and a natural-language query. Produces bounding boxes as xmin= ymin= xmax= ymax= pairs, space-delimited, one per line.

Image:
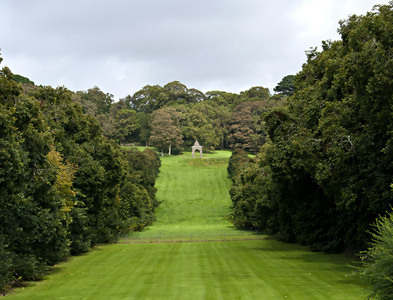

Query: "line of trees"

xmin=228 ymin=3 xmax=393 ymax=256
xmin=0 ymin=56 xmax=161 ymax=292
xmin=69 ymin=82 xmax=287 ymax=155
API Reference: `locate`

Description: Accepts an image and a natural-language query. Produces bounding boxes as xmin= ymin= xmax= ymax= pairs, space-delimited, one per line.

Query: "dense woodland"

xmin=0 ymin=64 xmax=161 ymax=291
xmin=69 ymin=82 xmax=286 ymax=154
xmin=229 ymin=4 xmax=393 ymax=256
xmin=2 ymin=2 xmax=393 ymax=297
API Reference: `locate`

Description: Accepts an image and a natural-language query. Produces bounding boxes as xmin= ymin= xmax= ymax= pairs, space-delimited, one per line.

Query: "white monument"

xmin=192 ymin=140 xmax=203 ymax=158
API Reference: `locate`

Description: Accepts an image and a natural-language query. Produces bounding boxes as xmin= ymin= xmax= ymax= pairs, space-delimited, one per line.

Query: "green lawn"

xmin=10 ymin=151 xmax=366 ymax=299
xmin=11 ymin=241 xmax=363 ymax=300
xmin=128 ymin=150 xmax=248 ymax=240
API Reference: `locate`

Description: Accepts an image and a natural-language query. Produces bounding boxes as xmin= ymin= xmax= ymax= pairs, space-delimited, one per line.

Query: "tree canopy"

xmin=273 ymin=75 xmax=294 ymax=96
xmin=229 ymin=3 xmax=393 ymax=253
xmin=0 ymin=54 xmax=161 ymax=292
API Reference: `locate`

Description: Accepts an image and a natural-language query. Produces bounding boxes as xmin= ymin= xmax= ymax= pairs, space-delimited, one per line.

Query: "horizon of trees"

xmin=16 ymin=75 xmax=290 ymax=155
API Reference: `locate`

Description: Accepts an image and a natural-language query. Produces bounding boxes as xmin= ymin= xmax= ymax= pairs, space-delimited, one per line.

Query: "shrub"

xmin=359 ymin=209 xmax=393 ymax=299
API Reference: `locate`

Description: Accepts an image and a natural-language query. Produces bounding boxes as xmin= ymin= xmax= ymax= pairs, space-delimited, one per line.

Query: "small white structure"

xmin=192 ymin=140 xmax=203 ymax=158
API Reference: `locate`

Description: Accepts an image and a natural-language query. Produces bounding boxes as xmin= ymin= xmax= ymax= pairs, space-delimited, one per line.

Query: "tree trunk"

xmin=168 ymin=143 xmax=172 ymax=155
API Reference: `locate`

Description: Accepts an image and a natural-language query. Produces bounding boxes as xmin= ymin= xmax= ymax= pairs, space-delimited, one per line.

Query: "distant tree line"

xmin=68 ymin=82 xmax=288 ymax=155
xmin=0 ymin=57 xmax=161 ymax=292
xmin=14 ymin=77 xmax=290 ymax=157
xmin=228 ymin=3 xmax=393 ymax=261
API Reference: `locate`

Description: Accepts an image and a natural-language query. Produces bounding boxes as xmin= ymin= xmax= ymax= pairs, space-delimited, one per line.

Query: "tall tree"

xmin=129 ymin=84 xmax=165 ymax=113
xmin=182 ymin=101 xmax=231 ymax=150
xmin=137 ymin=112 xmax=152 ymax=146
xmin=228 ymin=101 xmax=267 ymax=153
xmin=164 ymin=81 xmax=189 ymax=104
xmin=182 ymin=107 xmax=219 ymax=151
xmin=79 ymin=86 xmax=113 ymax=114
xmin=0 ymin=65 xmax=75 ymax=284
xmin=114 ymin=109 xmax=139 ymax=144
xmin=149 ymin=107 xmax=183 ymax=156
xmin=274 ymin=75 xmax=295 ymax=96
xmin=243 ymin=86 xmax=270 ymax=100
xmin=205 ymin=90 xmax=240 ymax=107
xmin=188 ymin=88 xmax=206 ymax=102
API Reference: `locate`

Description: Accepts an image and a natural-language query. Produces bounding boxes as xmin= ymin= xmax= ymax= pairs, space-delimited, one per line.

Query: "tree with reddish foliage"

xmin=228 ymin=101 xmax=267 ymax=153
xmin=149 ymin=107 xmax=183 ymax=156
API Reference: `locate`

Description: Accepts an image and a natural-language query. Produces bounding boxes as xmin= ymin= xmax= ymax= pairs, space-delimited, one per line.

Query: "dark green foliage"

xmin=228 ymin=3 xmax=393 ymax=254
xmin=0 ymin=58 xmax=161 ymax=291
xmin=359 ymin=209 xmax=393 ymax=299
xmin=13 ymin=74 xmax=34 ymax=86
xmin=118 ymin=148 xmax=160 ymax=231
xmin=244 ymin=86 xmax=270 ymax=100
xmin=0 ymin=72 xmax=69 ymax=288
xmin=115 ymin=109 xmax=139 ymax=144
xmin=227 ymin=148 xmax=251 ymax=179
xmin=228 ymin=147 xmax=275 ymax=231
xmin=137 ymin=112 xmax=152 ymax=146
xmin=0 ymin=236 xmax=14 ymax=290
xmin=0 ymin=66 xmax=21 ymax=105
xmin=205 ymin=90 xmax=240 ymax=107
xmin=124 ymin=148 xmax=160 ymax=202
xmin=273 ymin=75 xmax=294 ymax=96
xmin=79 ymin=86 xmax=113 ymax=115
xmin=182 ymin=102 xmax=228 ymax=151
xmin=129 ymin=81 xmax=205 ymax=114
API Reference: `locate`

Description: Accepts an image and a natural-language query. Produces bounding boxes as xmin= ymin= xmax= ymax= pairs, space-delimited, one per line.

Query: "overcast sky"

xmin=0 ymin=0 xmax=390 ymax=100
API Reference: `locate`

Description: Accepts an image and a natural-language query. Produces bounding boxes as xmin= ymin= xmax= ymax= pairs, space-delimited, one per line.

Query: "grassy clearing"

xmin=10 ymin=150 xmax=365 ymax=299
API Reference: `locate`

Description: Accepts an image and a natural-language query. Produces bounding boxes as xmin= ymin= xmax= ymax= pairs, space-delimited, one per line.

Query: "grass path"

xmin=128 ymin=150 xmax=250 ymax=240
xmin=10 ymin=151 xmax=366 ymax=299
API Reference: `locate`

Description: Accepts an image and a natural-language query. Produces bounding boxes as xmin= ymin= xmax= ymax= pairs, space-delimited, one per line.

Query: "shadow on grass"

xmin=249 ymin=240 xmax=360 ymax=276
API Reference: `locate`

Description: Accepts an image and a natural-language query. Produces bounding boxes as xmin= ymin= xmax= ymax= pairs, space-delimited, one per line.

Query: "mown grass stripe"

xmin=10 ymin=151 xmax=365 ymax=299
xmin=11 ymin=238 xmax=364 ymax=299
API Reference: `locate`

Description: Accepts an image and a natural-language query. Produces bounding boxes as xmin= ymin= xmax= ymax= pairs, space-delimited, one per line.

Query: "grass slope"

xmin=129 ymin=150 xmax=247 ymax=240
xmin=10 ymin=151 xmax=365 ymax=299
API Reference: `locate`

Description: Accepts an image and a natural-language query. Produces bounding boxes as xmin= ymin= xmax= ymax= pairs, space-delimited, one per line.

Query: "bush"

xmin=227 ymin=148 xmax=251 ymax=180
xmin=359 ymin=209 xmax=393 ymax=299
